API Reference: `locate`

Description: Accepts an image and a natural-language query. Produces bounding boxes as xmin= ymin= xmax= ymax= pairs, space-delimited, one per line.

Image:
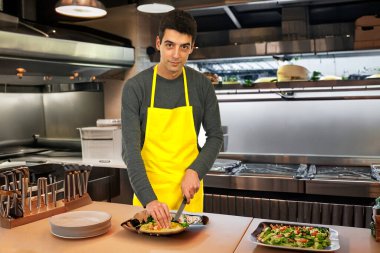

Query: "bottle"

xmin=371 ymin=197 xmax=380 ymax=238
xmin=373 ymin=197 xmax=380 ymax=221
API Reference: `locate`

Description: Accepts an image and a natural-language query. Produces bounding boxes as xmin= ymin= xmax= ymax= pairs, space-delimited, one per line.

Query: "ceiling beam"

xmin=223 ymin=6 xmax=241 ymax=29
xmin=175 ymin=0 xmax=366 ymax=10
xmin=174 ymin=0 xmax=226 ymax=10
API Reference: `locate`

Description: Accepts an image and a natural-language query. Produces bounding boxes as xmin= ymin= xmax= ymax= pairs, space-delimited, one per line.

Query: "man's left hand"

xmin=181 ymin=169 xmax=200 ymax=204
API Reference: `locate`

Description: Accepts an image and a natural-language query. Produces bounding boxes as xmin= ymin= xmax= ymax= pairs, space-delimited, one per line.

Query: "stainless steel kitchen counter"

xmin=204 ymin=173 xmax=304 ymax=193
xmin=1 ymin=155 xmax=127 ymax=170
xmin=209 ymin=153 xmax=380 ymax=198
xmin=218 ymin=152 xmax=380 ymax=167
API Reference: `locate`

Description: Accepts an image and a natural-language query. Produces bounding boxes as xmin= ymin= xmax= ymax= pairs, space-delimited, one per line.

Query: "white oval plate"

xmin=250 ymin=221 xmax=340 ymax=252
xmin=49 ymin=211 xmax=111 ymax=228
xmin=51 ymin=224 xmax=111 ymax=239
xmin=49 ymin=211 xmax=111 ymax=239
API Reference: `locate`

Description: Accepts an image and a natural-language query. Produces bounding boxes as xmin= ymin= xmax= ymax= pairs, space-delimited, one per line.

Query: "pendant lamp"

xmin=137 ymin=0 xmax=175 ymax=14
xmin=55 ymin=0 xmax=107 ymax=18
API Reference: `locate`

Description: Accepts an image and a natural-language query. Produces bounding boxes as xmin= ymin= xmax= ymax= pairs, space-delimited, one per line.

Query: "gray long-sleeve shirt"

xmin=121 ymin=66 xmax=223 ymax=206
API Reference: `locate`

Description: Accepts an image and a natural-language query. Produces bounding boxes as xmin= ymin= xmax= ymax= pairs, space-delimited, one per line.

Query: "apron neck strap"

xmin=151 ymin=65 xmax=189 ymax=108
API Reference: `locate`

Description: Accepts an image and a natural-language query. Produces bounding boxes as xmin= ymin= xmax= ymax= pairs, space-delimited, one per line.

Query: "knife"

xmin=174 ymin=196 xmax=187 ymax=221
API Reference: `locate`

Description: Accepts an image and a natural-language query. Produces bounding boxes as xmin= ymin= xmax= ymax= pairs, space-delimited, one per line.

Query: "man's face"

xmin=156 ymin=29 xmax=194 ymax=76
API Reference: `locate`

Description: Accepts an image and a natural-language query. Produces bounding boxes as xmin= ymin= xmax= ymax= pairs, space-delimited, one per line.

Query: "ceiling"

xmin=188 ymin=0 xmax=380 ymax=32
xmin=1 ymin=0 xmax=380 ymax=33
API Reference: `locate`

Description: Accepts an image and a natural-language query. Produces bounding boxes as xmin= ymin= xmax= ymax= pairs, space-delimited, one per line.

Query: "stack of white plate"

xmin=49 ymin=211 xmax=112 ymax=239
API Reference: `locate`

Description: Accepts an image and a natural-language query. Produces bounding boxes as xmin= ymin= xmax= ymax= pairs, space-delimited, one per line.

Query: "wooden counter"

xmin=1 ymin=202 xmax=379 ymax=253
xmin=234 ymin=218 xmax=380 ymax=253
xmin=0 ymin=201 xmax=252 ymax=253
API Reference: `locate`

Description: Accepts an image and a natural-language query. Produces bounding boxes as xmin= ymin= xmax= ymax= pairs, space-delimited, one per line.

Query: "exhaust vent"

xmin=0 ymin=12 xmax=134 ymax=85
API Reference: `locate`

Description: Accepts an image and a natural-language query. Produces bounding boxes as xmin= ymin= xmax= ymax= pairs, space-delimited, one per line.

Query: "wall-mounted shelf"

xmin=215 ymin=78 xmax=380 ymax=101
xmin=215 ymin=78 xmax=380 ymax=91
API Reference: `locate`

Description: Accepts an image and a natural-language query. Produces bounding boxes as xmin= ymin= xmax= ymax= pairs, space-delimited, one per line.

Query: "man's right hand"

xmin=146 ymin=200 xmax=171 ymax=228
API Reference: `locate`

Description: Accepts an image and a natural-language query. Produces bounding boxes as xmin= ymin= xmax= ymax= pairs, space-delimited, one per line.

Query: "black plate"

xmin=121 ymin=213 xmax=209 ymax=236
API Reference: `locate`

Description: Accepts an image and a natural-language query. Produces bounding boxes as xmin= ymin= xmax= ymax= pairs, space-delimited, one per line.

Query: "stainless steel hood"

xmin=190 ymin=36 xmax=354 ymax=60
xmin=0 ymin=12 xmax=134 ymax=85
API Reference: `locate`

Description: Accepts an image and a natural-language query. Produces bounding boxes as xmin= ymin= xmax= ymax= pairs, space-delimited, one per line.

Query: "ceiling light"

xmin=137 ymin=0 xmax=175 ymax=14
xmin=55 ymin=0 xmax=107 ymax=18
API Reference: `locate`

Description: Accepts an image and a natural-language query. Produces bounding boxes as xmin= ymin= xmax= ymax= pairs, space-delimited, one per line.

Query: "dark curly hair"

xmin=158 ymin=9 xmax=197 ymax=43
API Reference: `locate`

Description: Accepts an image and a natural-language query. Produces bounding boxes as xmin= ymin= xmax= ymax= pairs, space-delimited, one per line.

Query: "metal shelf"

xmin=215 ymin=79 xmax=380 ymax=101
xmin=215 ymin=78 xmax=380 ymax=91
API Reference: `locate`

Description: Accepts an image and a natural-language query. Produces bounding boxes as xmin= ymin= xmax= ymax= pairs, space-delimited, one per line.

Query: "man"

xmin=121 ymin=9 xmax=223 ymax=228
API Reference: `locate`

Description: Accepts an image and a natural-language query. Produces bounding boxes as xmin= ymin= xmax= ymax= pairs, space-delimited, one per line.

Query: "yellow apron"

xmin=133 ymin=65 xmax=203 ymax=212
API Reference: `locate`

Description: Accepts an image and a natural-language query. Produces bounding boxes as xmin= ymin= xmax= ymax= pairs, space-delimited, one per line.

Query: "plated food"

xmin=366 ymin=73 xmax=380 ymax=79
xmin=254 ymin=77 xmax=277 ymax=83
xmin=139 ymin=221 xmax=185 ymax=235
xmin=121 ymin=210 xmax=208 ymax=236
xmin=277 ymin=65 xmax=309 ymax=82
xmin=319 ymin=75 xmax=342 ymax=81
xmin=251 ymin=221 xmax=340 ymax=252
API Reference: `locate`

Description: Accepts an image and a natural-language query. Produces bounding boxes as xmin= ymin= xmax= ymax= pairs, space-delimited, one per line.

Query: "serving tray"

xmin=251 ymin=221 xmax=340 ymax=252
